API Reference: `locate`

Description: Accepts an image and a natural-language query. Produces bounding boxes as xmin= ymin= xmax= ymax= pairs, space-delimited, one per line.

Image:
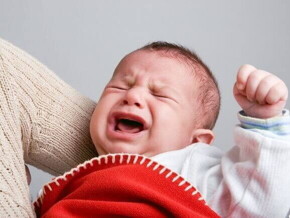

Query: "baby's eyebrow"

xmin=122 ymin=75 xmax=135 ymax=86
xmin=111 ymin=74 xmax=135 ymax=85
xmin=149 ymin=79 xmax=173 ymax=90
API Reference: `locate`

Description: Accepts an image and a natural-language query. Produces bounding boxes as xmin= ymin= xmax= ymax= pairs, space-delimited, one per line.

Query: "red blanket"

xmin=34 ymin=154 xmax=220 ymax=217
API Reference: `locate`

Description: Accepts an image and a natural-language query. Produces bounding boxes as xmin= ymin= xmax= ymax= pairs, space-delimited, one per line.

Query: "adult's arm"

xmin=0 ymin=38 xmax=97 ymax=216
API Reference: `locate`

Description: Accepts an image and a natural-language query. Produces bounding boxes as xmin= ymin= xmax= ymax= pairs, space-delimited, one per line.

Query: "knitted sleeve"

xmin=0 ymin=38 xmax=98 ymax=216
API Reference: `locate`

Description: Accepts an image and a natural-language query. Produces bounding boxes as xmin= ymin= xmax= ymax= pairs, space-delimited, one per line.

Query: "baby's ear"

xmin=191 ymin=129 xmax=215 ymax=145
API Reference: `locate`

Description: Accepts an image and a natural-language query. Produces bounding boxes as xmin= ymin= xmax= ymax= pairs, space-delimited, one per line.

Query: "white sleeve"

xmin=208 ymin=111 xmax=290 ymax=217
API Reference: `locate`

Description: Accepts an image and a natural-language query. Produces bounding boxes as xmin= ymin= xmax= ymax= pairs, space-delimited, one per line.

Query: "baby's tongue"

xmin=117 ymin=119 xmax=143 ymax=133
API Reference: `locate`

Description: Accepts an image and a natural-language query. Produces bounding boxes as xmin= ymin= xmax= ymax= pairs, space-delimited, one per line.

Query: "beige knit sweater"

xmin=0 ymin=38 xmax=98 ymax=217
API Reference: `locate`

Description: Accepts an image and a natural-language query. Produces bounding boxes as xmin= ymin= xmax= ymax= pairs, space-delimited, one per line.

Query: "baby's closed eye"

xmin=107 ymin=86 xmax=128 ymax=90
xmin=151 ymin=91 xmax=178 ymax=103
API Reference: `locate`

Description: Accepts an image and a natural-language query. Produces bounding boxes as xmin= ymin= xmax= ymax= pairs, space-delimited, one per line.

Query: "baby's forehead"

xmin=115 ymin=50 xmax=196 ymax=77
xmin=114 ymin=54 xmax=192 ymax=81
xmin=113 ymin=52 xmax=201 ymax=91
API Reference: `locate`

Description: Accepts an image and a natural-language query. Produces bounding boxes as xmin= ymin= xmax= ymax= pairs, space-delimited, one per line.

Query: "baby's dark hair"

xmin=140 ymin=41 xmax=220 ymax=129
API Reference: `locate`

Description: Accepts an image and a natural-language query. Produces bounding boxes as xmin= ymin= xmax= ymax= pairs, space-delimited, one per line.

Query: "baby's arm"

xmin=233 ymin=64 xmax=288 ymax=118
xmin=211 ymin=65 xmax=290 ymax=217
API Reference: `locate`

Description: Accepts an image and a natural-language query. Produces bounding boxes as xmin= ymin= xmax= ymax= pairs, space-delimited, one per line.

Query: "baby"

xmin=90 ymin=42 xmax=220 ymax=156
xmin=37 ymin=42 xmax=290 ymax=217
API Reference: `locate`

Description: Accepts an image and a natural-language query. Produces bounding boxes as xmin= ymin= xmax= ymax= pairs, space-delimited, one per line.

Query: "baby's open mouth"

xmin=115 ymin=118 xmax=144 ymax=133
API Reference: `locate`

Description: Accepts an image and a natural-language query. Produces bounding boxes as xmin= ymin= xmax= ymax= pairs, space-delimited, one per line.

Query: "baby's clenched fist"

xmin=233 ymin=64 xmax=288 ymax=118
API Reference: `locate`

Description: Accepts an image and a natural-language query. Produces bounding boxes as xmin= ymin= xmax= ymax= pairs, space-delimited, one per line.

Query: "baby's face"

xmin=90 ymin=50 xmax=199 ymax=157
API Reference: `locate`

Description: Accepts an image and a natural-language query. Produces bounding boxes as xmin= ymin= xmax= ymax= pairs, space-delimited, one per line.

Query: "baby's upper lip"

xmin=109 ymin=112 xmax=149 ymax=130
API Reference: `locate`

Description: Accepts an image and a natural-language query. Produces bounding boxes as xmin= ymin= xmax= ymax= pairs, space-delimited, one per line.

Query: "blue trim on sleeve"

xmin=238 ymin=109 xmax=290 ymax=136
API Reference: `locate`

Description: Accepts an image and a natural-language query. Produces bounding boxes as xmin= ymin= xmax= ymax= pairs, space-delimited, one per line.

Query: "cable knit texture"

xmin=0 ymin=38 xmax=97 ymax=217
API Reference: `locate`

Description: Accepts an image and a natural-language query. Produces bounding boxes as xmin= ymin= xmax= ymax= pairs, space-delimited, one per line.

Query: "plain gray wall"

xmin=1 ymin=0 xmax=289 ymax=199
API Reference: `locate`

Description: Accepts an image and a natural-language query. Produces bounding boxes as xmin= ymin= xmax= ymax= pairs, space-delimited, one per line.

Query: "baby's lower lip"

xmin=107 ymin=123 xmax=145 ymax=141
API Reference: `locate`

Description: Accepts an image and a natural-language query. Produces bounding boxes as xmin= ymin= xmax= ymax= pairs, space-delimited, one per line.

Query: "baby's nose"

xmin=123 ymin=88 xmax=144 ymax=108
xmin=123 ymin=99 xmax=141 ymax=107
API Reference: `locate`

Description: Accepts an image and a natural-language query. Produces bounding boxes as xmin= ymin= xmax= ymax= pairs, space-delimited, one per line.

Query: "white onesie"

xmin=152 ymin=110 xmax=290 ymax=217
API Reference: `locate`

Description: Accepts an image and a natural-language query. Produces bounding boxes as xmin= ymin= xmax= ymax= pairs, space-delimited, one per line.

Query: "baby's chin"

xmin=94 ymin=142 xmax=141 ymax=156
xmin=93 ymin=142 xmax=162 ymax=158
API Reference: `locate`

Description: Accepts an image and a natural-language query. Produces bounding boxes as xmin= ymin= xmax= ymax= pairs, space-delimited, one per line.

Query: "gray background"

xmin=0 ymin=0 xmax=289 ymax=199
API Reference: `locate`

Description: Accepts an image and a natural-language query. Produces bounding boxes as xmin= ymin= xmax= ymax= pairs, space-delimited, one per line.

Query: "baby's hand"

xmin=233 ymin=64 xmax=288 ymax=118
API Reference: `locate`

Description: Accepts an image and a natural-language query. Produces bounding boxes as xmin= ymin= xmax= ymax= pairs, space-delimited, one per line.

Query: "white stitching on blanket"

xmin=147 ymin=160 xmax=154 ymax=167
xmin=178 ymin=180 xmax=186 ymax=186
xmin=192 ymin=190 xmax=198 ymax=196
xmin=198 ymin=196 xmax=204 ymax=201
xmin=33 ymin=153 xmax=209 ymax=210
xmin=54 ymin=180 xmax=60 ymax=186
xmin=140 ymin=156 xmax=146 ymax=164
xmin=172 ymin=175 xmax=179 ymax=182
xmin=159 ymin=167 xmax=166 ymax=174
xmin=133 ymin=155 xmax=139 ymax=164
xmin=127 ymin=155 xmax=131 ymax=164
xmin=47 ymin=184 xmax=52 ymax=191
xmin=184 ymin=185 xmax=192 ymax=191
xmin=153 ymin=164 xmax=159 ymax=171
xmin=166 ymin=171 xmax=172 ymax=178
xmin=105 ymin=156 xmax=109 ymax=164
